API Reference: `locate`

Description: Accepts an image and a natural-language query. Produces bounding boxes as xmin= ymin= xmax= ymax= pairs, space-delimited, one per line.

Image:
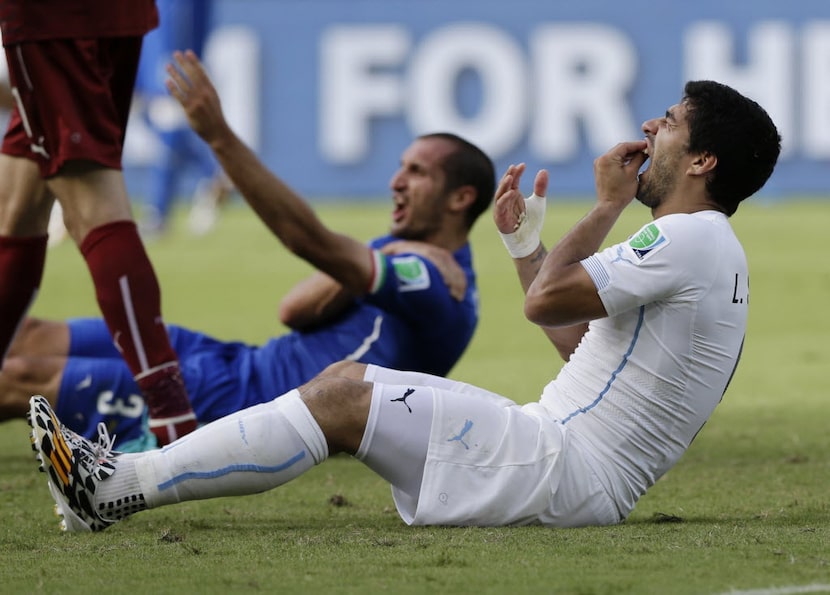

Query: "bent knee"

xmin=317 ymin=360 xmax=368 ymax=381
xmin=0 ymin=358 xmax=47 ymax=419
xmin=300 ymin=375 xmax=373 ymax=454
xmin=0 ymin=356 xmax=35 ymax=380
xmin=0 ymin=355 xmax=63 ymax=398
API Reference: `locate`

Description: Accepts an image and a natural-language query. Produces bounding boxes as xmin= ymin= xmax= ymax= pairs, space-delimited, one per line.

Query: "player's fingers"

xmin=533 ymin=169 xmax=549 ymax=198
xmin=171 ymin=50 xmax=201 ymax=87
xmin=495 ymin=171 xmax=515 ymax=199
xmin=165 ymin=63 xmax=190 ymax=100
xmin=165 ymin=78 xmax=184 ymax=102
xmin=615 ymin=140 xmax=648 ymax=160
xmin=170 ymin=50 xmax=189 ymax=78
xmin=498 ymin=163 xmax=517 ymax=183
xmin=179 ymin=49 xmax=210 ymax=86
xmin=511 ymin=163 xmax=526 ymax=190
xmin=449 ymin=277 xmax=467 ymax=301
xmin=625 ymin=150 xmax=648 ymax=172
xmin=168 ymin=54 xmax=190 ymax=85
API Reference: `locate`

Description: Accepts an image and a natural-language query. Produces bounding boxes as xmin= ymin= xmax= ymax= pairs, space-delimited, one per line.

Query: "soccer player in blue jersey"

xmin=1 ymin=53 xmax=494 ymax=452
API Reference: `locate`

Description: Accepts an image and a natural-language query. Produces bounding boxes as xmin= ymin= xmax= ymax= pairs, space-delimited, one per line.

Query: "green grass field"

xmin=1 ymin=199 xmax=829 ymax=594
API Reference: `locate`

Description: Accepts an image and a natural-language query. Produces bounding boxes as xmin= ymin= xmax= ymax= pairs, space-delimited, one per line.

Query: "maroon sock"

xmin=79 ymin=220 xmax=178 ymax=375
xmin=0 ymin=235 xmax=48 ymax=360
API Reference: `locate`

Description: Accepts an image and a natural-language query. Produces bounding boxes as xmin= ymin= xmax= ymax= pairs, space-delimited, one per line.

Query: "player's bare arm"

xmin=525 ymin=141 xmax=648 ymax=328
xmin=493 ymin=163 xmax=548 ymax=293
xmin=279 ymin=272 xmax=355 ymax=330
xmin=494 ymin=164 xmax=587 ymax=358
xmin=167 ymin=50 xmax=374 ymax=294
xmin=281 ymin=239 xmax=468 ymax=330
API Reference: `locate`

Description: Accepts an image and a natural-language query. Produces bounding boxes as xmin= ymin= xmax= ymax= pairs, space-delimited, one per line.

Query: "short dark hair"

xmin=419 ymin=132 xmax=495 ymax=229
xmin=683 ymin=80 xmax=781 ymax=216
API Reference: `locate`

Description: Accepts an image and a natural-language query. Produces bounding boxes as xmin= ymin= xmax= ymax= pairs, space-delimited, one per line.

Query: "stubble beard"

xmin=635 ymin=153 xmax=679 ymax=210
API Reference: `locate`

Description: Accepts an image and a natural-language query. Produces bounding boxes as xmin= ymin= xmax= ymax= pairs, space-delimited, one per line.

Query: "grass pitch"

xmin=1 ymin=198 xmax=829 ymax=594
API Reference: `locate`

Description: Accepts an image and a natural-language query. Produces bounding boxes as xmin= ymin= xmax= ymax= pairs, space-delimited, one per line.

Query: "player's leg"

xmin=0 ymin=154 xmax=53 ymax=361
xmin=5 ymin=317 xmax=72 ymax=358
xmin=27 ymin=369 xmax=559 ymax=532
xmin=9 ymin=316 xmax=155 ymax=361
xmin=320 ymin=361 xmax=460 ymax=389
xmin=11 ymin=316 xmax=234 ymax=447
xmin=356 ymin=384 xmax=573 ymax=527
xmin=0 ymin=348 xmax=145 ymax=447
xmin=0 ymin=355 xmax=63 ymax=420
xmin=27 ymin=372 xmax=374 ymax=530
xmin=52 ymin=166 xmax=196 ymax=445
xmin=40 ymin=37 xmax=196 ymax=445
xmin=55 ymin=353 xmax=154 ymax=450
xmin=331 ymin=361 xmax=516 ymax=403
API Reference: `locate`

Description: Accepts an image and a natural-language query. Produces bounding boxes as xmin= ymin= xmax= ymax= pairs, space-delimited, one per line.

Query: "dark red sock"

xmin=81 ymin=221 xmax=195 ymax=445
xmin=79 ymin=220 xmax=178 ymax=375
xmin=0 ymin=235 xmax=48 ymax=360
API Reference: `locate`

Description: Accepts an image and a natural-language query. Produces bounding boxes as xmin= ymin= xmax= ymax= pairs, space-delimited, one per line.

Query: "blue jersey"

xmin=55 ymin=238 xmax=478 ymax=450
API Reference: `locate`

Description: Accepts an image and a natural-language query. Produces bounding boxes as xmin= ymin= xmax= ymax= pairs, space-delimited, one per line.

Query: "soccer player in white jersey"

xmin=28 ymin=79 xmax=781 ymax=531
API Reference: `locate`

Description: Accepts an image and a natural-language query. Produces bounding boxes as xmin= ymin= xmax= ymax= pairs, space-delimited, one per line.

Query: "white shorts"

xmin=363 ymin=366 xmax=621 ymax=528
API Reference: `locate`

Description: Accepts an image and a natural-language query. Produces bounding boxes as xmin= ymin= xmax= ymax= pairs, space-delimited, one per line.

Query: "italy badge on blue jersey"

xmin=391 ymin=255 xmax=431 ymax=291
xmin=628 ymin=222 xmax=669 ymax=261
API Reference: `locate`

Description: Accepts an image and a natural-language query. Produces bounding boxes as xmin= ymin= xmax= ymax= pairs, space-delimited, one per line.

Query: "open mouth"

xmin=392 ymin=201 xmax=406 ymax=223
xmin=639 ymin=140 xmax=652 ymax=174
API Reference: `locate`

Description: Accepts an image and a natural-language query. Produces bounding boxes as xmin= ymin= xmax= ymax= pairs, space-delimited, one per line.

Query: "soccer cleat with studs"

xmin=28 ymin=395 xmax=143 ymax=532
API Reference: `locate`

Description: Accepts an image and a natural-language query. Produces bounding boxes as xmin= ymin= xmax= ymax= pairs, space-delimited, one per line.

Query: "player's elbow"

xmin=524 ymin=289 xmax=573 ymax=328
xmin=278 ymin=299 xmax=308 ymax=329
xmin=525 ymin=292 xmax=558 ymax=327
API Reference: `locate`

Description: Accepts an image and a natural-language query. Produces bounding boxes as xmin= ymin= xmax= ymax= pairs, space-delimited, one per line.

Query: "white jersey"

xmin=541 ymin=210 xmax=749 ymax=519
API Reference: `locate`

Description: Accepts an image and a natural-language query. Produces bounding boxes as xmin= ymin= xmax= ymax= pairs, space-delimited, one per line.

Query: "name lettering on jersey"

xmin=731 ymin=272 xmax=749 ymax=305
xmin=628 ymin=223 xmax=669 ymax=261
xmin=391 ymin=255 xmax=431 ymax=291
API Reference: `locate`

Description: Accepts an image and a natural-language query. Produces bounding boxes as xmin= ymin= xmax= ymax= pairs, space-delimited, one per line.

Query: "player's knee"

xmin=0 ymin=358 xmax=38 ymax=419
xmin=302 ymin=374 xmax=371 ymax=411
xmin=0 ymin=356 xmax=31 ymax=380
xmin=14 ymin=316 xmax=41 ymax=343
xmin=299 ymin=375 xmax=372 ymax=453
xmin=317 ymin=360 xmax=367 ymax=381
xmin=0 ymin=355 xmax=61 ymax=390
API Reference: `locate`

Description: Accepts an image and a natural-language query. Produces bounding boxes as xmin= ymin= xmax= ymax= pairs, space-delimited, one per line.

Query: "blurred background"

xmin=126 ymin=0 xmax=830 ymax=204
xmin=3 ymin=0 xmax=829 ymax=220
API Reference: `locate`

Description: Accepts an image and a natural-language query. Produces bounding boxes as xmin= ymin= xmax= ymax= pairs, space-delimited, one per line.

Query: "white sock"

xmin=132 ymin=390 xmax=328 ymax=508
xmin=95 ymin=453 xmax=148 ymax=521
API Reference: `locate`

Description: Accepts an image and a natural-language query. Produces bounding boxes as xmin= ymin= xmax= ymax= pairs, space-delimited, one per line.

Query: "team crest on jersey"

xmin=391 ymin=255 xmax=431 ymax=291
xmin=628 ymin=222 xmax=669 ymax=260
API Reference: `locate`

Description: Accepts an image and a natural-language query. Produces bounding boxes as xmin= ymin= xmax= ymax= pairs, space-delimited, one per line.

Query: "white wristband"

xmin=498 ymin=193 xmax=545 ymax=258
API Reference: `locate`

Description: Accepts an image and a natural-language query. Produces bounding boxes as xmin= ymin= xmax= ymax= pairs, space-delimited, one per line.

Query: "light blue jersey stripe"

xmin=562 ymin=305 xmax=645 ymax=424
xmin=157 ymin=450 xmax=307 ymax=491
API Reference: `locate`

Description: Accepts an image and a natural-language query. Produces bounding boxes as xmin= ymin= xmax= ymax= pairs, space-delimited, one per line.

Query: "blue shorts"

xmin=55 ymin=318 xmax=266 ymax=451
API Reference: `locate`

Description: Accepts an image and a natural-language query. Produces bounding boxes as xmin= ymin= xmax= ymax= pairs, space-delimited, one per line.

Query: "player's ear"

xmin=448 ymin=185 xmax=477 ymax=214
xmin=688 ymin=151 xmax=717 ymax=176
